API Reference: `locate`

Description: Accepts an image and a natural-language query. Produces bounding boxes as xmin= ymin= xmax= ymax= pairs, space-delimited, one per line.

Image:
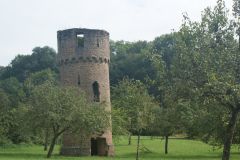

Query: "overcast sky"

xmin=0 ymin=0 xmax=233 ymax=66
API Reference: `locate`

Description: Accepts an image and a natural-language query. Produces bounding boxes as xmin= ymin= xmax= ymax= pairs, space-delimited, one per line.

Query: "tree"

xmin=0 ymin=89 xmax=10 ymax=144
xmin=0 ymin=66 xmax=4 ymax=77
xmin=111 ymin=78 xmax=157 ymax=160
xmin=111 ymin=107 xmax=129 ymax=137
xmin=148 ymin=33 xmax=185 ymax=154
xmin=27 ymin=82 xmax=110 ymax=158
xmin=0 ymin=77 xmax=27 ymax=144
xmin=172 ymin=1 xmax=240 ymax=159
xmin=24 ymin=69 xmax=57 ymax=151
xmin=150 ymin=102 xmax=182 ymax=154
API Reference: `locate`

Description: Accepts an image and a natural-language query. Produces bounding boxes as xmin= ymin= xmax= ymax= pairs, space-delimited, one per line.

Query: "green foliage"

xmin=0 ymin=46 xmax=57 ymax=82
xmin=0 ymin=66 xmax=4 ymax=77
xmin=170 ymin=1 xmax=240 ymax=159
xmin=0 ymin=90 xmax=10 ymax=144
xmin=0 ymin=79 xmax=27 ymax=144
xmin=151 ymin=107 xmax=180 ymax=137
xmin=24 ymin=69 xmax=58 ymax=97
xmin=0 ymin=77 xmax=25 ymax=107
xmin=110 ymin=41 xmax=155 ymax=85
xmin=148 ymin=32 xmax=186 ymax=141
xmin=26 ymin=82 xmax=110 ymax=157
xmin=176 ymin=0 xmax=239 ymax=140
xmin=152 ymin=33 xmax=178 ymax=70
xmin=111 ymin=107 xmax=129 ymax=136
xmin=112 ymin=78 xmax=157 ymax=134
xmin=28 ymin=82 xmax=108 ymax=133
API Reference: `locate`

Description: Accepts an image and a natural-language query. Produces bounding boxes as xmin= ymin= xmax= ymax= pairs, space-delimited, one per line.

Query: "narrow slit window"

xmin=92 ymin=81 xmax=100 ymax=102
xmin=97 ymin=39 xmax=100 ymax=47
xmin=77 ymin=34 xmax=84 ymax=47
xmin=78 ymin=75 xmax=81 ymax=86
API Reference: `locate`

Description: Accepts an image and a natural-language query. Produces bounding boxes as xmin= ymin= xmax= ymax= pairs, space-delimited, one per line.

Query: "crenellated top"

xmin=57 ymin=28 xmax=110 ymax=61
xmin=58 ymin=55 xmax=110 ymax=66
xmin=57 ymin=28 xmax=109 ymax=37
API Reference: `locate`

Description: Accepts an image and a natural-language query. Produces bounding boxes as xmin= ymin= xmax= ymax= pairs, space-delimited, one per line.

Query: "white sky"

xmin=0 ymin=0 xmax=233 ymax=66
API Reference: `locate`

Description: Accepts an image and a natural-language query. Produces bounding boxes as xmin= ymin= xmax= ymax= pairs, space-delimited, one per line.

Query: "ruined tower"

xmin=57 ymin=28 xmax=114 ymax=156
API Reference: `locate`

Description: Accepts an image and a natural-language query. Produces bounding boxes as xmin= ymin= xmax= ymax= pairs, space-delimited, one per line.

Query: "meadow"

xmin=0 ymin=137 xmax=240 ymax=160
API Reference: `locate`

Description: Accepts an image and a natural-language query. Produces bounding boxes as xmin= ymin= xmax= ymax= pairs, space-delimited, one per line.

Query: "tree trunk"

xmin=165 ymin=135 xmax=169 ymax=154
xmin=47 ymin=135 xmax=57 ymax=158
xmin=136 ymin=131 xmax=141 ymax=160
xmin=238 ymin=33 xmax=240 ymax=51
xmin=128 ymin=134 xmax=132 ymax=145
xmin=222 ymin=110 xmax=239 ymax=160
xmin=44 ymin=129 xmax=49 ymax=151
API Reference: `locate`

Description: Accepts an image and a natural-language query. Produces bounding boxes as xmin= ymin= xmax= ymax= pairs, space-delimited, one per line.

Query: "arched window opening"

xmin=77 ymin=75 xmax=81 ymax=86
xmin=92 ymin=81 xmax=100 ymax=102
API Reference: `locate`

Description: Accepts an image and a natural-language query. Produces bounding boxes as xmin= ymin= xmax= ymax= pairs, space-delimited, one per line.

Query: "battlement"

xmin=57 ymin=28 xmax=109 ymax=37
xmin=58 ymin=56 xmax=110 ymax=66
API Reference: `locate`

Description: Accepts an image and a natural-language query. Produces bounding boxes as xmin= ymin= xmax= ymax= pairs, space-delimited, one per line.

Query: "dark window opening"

xmin=92 ymin=81 xmax=100 ymax=102
xmin=77 ymin=34 xmax=84 ymax=47
xmin=78 ymin=75 xmax=81 ymax=86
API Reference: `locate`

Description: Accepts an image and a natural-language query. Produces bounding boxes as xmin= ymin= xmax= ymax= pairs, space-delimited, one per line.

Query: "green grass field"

xmin=0 ymin=137 xmax=240 ymax=160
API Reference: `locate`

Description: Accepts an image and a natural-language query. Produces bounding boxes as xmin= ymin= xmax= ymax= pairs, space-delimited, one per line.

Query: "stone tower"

xmin=57 ymin=28 xmax=114 ymax=156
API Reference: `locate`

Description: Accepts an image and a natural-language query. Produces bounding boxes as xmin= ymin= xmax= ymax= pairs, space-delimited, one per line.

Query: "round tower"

xmin=57 ymin=28 xmax=114 ymax=156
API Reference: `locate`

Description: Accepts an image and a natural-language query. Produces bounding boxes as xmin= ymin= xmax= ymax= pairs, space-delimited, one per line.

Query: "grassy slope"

xmin=0 ymin=137 xmax=239 ymax=160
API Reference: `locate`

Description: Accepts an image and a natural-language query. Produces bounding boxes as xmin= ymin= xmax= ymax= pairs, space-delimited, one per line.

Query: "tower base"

xmin=60 ymin=132 xmax=114 ymax=156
